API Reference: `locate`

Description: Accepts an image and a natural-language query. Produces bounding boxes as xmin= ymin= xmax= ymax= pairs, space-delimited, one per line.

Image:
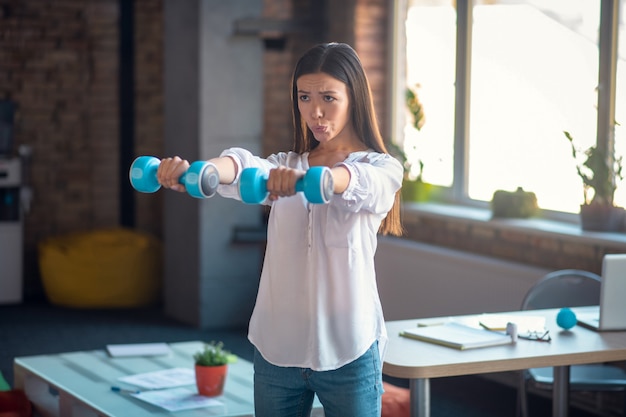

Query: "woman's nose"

xmin=312 ymin=105 xmax=322 ymax=118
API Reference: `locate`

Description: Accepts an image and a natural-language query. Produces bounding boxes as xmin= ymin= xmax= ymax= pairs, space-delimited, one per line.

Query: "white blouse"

xmin=217 ymin=147 xmax=403 ymax=371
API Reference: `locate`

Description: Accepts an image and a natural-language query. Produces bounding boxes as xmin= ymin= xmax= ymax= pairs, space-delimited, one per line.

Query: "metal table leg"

xmin=409 ymin=378 xmax=430 ymax=417
xmin=552 ymin=365 xmax=570 ymax=417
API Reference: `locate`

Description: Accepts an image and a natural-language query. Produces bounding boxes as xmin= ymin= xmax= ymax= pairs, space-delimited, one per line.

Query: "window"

xmin=396 ymin=0 xmax=623 ymax=216
xmin=404 ymin=3 xmax=456 ymax=186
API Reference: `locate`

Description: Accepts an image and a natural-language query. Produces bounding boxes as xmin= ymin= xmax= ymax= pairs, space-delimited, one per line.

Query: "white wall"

xmin=375 ymin=236 xmax=550 ymax=321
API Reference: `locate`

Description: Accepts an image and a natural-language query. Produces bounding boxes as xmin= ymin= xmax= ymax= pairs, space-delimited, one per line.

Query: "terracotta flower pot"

xmin=195 ymin=364 xmax=227 ymax=397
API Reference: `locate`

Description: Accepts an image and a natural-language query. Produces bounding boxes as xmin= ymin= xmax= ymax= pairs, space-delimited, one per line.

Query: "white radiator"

xmin=375 ymin=237 xmax=550 ymax=321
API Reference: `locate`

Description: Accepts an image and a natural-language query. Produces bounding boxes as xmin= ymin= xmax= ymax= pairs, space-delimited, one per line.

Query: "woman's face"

xmin=296 ymin=72 xmax=354 ymax=145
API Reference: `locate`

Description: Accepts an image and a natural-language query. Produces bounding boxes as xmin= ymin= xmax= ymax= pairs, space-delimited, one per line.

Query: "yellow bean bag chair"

xmin=39 ymin=228 xmax=162 ymax=308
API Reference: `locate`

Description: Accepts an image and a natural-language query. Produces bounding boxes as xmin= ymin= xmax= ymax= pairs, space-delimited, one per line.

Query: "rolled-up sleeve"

xmin=216 ymin=148 xmax=274 ymax=200
xmin=334 ymin=152 xmax=403 ymax=214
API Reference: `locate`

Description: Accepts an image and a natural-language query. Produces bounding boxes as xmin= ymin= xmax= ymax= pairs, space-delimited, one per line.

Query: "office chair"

xmin=517 ymin=269 xmax=626 ymax=417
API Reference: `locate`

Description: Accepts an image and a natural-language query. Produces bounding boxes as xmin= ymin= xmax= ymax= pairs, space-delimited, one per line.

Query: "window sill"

xmin=402 ymin=202 xmax=626 ymax=249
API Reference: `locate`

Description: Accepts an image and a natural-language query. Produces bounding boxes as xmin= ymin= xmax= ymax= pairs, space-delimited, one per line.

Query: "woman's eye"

xmin=324 ymin=95 xmax=335 ymax=102
xmin=299 ymin=94 xmax=309 ymax=101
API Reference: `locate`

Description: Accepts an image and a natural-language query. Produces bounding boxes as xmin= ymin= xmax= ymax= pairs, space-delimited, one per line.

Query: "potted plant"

xmin=390 ymin=85 xmax=432 ymax=202
xmin=388 ymin=141 xmax=427 ymax=201
xmin=564 ymin=130 xmax=625 ymax=231
xmin=193 ymin=341 xmax=236 ymax=397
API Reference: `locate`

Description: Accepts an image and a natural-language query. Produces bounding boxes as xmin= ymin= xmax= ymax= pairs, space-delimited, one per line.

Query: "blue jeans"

xmin=253 ymin=342 xmax=383 ymax=417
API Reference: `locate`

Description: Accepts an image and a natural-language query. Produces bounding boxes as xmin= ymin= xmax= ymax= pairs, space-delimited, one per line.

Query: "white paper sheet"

xmin=131 ymin=387 xmax=224 ymax=412
xmin=106 ymin=343 xmax=171 ymax=357
xmin=118 ymin=367 xmax=196 ymax=390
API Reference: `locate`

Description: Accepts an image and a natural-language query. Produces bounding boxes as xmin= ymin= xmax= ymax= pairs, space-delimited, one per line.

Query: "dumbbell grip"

xmin=130 ymin=162 xmax=187 ymax=186
xmin=178 ymin=172 xmax=189 ymax=186
xmin=253 ymin=176 xmax=314 ymax=196
xmin=239 ymin=166 xmax=333 ymax=204
xmin=294 ymin=179 xmax=305 ymax=193
xmin=249 ymin=176 xmax=305 ymax=190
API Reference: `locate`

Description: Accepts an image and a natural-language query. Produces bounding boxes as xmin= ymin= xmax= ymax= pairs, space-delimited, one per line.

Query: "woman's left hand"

xmin=265 ymin=166 xmax=305 ymax=201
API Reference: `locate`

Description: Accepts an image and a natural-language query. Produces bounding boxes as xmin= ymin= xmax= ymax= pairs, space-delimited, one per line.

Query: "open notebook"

xmin=577 ymin=254 xmax=626 ymax=331
xmin=400 ymin=322 xmax=514 ymax=350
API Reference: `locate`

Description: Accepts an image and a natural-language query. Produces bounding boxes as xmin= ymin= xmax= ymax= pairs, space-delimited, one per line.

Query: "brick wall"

xmin=1 ymin=0 xmax=116 ymax=296
xmin=1 ymin=0 xmax=116 ymax=237
xmin=261 ymin=0 xmax=296 ymax=156
xmin=403 ymin=209 xmax=626 ymax=275
xmin=0 ymin=0 xmax=163 ymax=298
xmin=134 ymin=0 xmax=164 ymax=237
xmin=354 ymin=0 xmax=389 ymax=137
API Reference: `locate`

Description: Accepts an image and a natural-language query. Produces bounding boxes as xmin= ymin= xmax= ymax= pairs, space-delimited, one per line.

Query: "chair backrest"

xmin=521 ymin=269 xmax=601 ymax=311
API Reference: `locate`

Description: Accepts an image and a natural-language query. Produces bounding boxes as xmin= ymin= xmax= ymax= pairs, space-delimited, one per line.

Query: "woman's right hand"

xmin=157 ymin=156 xmax=190 ymax=193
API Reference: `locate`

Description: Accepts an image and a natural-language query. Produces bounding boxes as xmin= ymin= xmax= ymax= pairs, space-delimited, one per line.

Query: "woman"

xmin=158 ymin=42 xmax=403 ymax=417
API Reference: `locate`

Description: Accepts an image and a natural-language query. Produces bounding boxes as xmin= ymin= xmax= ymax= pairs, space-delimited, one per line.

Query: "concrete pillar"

xmin=163 ymin=0 xmax=264 ymax=328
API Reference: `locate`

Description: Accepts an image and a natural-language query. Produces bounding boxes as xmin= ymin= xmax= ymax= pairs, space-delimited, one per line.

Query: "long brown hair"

xmin=290 ymin=43 xmax=402 ymax=236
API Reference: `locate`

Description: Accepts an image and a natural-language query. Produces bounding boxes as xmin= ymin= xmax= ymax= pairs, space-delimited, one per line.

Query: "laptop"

xmin=577 ymin=254 xmax=626 ymax=331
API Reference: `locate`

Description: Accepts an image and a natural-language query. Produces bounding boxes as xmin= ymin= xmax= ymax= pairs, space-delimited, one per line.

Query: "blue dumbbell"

xmin=129 ymin=156 xmax=219 ymax=199
xmin=239 ymin=166 xmax=334 ymax=204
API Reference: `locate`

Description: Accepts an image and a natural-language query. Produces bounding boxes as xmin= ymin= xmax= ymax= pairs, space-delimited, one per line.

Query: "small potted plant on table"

xmin=565 ymin=130 xmax=624 ymax=231
xmin=193 ymin=341 xmax=236 ymax=397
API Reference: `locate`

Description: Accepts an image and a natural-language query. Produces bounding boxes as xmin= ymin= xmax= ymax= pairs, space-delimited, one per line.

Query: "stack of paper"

xmin=115 ymin=368 xmax=224 ymax=412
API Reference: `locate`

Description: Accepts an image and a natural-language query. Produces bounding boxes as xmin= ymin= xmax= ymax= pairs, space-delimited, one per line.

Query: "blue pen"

xmin=111 ymin=386 xmax=141 ymax=394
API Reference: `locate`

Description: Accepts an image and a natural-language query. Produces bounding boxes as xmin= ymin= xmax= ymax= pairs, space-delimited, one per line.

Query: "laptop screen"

xmin=599 ymin=254 xmax=626 ymax=331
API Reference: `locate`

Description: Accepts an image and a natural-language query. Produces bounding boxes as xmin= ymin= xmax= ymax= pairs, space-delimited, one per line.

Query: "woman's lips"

xmin=312 ymin=125 xmax=327 ymax=134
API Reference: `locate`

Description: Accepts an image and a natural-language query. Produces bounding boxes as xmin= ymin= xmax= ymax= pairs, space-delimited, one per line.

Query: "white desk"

xmin=14 ymin=341 xmax=323 ymax=417
xmin=383 ymin=307 xmax=626 ymax=417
